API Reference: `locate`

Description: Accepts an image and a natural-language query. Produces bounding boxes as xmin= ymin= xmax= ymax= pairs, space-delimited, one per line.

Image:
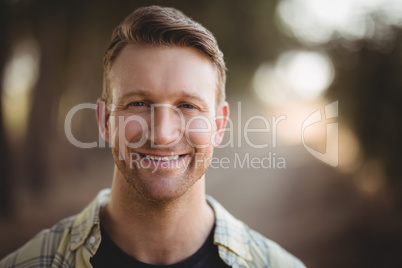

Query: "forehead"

xmin=109 ymin=45 xmax=217 ymax=103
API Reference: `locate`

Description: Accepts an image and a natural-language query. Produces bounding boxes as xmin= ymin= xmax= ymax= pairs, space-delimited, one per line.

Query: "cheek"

xmin=185 ymin=117 xmax=216 ymax=148
xmin=110 ymin=114 xmax=149 ymax=146
xmin=124 ymin=119 xmax=147 ymax=142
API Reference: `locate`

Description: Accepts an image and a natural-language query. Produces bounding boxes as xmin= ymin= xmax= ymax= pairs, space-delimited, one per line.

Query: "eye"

xmin=180 ymin=103 xmax=195 ymax=109
xmin=128 ymin=101 xmax=148 ymax=107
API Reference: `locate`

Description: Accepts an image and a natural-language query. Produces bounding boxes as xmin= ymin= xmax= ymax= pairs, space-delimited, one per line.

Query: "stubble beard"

xmin=111 ymin=143 xmax=213 ymax=208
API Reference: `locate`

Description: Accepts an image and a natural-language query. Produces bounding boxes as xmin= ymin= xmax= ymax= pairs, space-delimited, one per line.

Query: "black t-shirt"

xmin=90 ymin=225 xmax=230 ymax=268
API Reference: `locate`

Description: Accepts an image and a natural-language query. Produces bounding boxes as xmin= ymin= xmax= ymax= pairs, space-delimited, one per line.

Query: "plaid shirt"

xmin=0 ymin=189 xmax=305 ymax=268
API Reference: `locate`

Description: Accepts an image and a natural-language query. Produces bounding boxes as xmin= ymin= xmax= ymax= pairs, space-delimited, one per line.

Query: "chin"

xmin=122 ymin=169 xmax=197 ymax=205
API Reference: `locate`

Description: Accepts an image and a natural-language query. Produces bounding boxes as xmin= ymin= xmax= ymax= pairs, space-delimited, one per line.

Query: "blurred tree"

xmin=0 ymin=0 xmax=12 ymax=216
xmin=24 ymin=0 xmax=69 ymax=192
xmin=329 ymin=32 xmax=402 ymax=204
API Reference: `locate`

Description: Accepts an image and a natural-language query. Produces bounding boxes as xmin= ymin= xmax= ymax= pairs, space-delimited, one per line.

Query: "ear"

xmin=213 ymin=101 xmax=229 ymax=147
xmin=96 ymin=98 xmax=110 ymax=143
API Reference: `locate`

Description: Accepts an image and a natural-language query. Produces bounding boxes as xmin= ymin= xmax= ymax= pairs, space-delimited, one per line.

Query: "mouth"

xmin=139 ymin=153 xmax=186 ymax=161
xmin=131 ymin=153 xmax=189 ymax=171
xmin=128 ymin=151 xmax=192 ymax=172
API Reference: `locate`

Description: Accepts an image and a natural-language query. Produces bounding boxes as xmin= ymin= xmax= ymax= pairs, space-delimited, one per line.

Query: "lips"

xmin=137 ymin=153 xmax=187 ymax=162
xmin=143 ymin=154 xmax=179 ymax=161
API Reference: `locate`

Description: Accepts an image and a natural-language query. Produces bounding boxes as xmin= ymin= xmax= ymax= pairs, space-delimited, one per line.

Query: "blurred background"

xmin=1 ymin=0 xmax=402 ymax=267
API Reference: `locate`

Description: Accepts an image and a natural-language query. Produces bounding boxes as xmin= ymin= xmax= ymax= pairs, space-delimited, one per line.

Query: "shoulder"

xmin=0 ymin=216 xmax=76 ymax=268
xmin=244 ymin=225 xmax=306 ymax=268
xmin=0 ymin=189 xmax=109 ymax=268
xmin=206 ymin=195 xmax=305 ymax=268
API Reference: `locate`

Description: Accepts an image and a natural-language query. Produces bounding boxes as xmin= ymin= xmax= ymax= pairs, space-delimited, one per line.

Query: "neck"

xmin=100 ymin=167 xmax=215 ymax=265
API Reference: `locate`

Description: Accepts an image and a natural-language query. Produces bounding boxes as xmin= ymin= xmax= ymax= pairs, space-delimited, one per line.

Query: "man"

xmin=1 ymin=6 xmax=305 ymax=268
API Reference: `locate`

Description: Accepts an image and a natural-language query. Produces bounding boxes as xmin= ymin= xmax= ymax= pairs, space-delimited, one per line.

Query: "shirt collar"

xmin=206 ymin=195 xmax=253 ymax=261
xmin=68 ymin=190 xmax=252 ymax=262
xmin=70 ymin=189 xmax=110 ymax=251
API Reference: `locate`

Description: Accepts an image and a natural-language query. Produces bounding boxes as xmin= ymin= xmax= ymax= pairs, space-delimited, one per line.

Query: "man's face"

xmin=98 ymin=45 xmax=228 ymax=203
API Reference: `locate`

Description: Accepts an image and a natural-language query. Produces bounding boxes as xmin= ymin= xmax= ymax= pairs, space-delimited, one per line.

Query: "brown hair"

xmin=102 ymin=6 xmax=226 ymax=107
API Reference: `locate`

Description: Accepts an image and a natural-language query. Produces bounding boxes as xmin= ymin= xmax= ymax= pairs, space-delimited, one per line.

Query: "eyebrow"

xmin=116 ymin=89 xmax=149 ymax=101
xmin=116 ymin=88 xmax=209 ymax=105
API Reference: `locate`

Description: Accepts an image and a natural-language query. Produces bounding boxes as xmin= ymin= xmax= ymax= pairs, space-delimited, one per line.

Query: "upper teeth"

xmin=144 ymin=155 xmax=179 ymax=161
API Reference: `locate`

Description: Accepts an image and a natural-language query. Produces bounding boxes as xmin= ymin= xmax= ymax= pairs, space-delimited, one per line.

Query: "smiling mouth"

xmin=138 ymin=153 xmax=186 ymax=161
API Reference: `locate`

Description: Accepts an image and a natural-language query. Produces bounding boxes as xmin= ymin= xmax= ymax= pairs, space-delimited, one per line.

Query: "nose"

xmin=148 ymin=105 xmax=182 ymax=146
